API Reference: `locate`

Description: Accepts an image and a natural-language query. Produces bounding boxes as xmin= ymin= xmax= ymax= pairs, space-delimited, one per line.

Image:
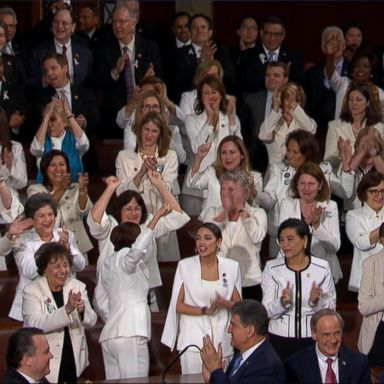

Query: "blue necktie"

xmin=229 ymin=354 xmax=243 ymax=377
xmin=268 ymin=51 xmax=275 ymax=62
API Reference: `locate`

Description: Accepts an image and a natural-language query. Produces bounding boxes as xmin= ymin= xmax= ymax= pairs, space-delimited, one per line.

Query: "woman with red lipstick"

xmin=324 ymin=83 xmax=384 ymax=171
xmin=27 ymin=150 xmax=93 ymax=257
xmin=186 ymin=135 xmax=262 ymax=220
xmin=262 ymin=218 xmax=336 ymax=360
xmin=278 ymin=162 xmax=342 ymax=283
xmin=162 ymin=222 xmax=241 ymax=374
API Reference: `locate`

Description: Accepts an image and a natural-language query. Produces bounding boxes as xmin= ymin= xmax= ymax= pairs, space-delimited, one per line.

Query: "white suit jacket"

xmin=346 ymin=204 xmax=384 ymax=291
xmin=358 ymin=250 xmax=384 ymax=354
xmin=259 ymin=106 xmax=317 ymax=165
xmin=115 ymin=148 xmax=179 ymax=211
xmin=94 ymin=228 xmax=153 ymax=342
xmin=10 ymin=228 xmax=85 ymax=321
xmin=278 ymin=197 xmax=341 ymax=282
xmin=161 ymin=255 xmax=241 ymax=355
xmin=324 ymin=119 xmax=384 ymax=170
xmin=204 ymin=203 xmax=267 ymax=287
xmin=186 ymin=166 xmax=263 ymax=220
xmin=27 ymin=183 xmax=93 ymax=254
xmin=22 ymin=276 xmax=97 ymax=383
xmin=185 ymin=111 xmax=242 ymax=172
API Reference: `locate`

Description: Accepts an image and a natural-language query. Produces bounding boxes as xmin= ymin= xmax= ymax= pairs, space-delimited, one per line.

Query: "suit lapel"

xmin=338 ymin=347 xmax=350 ymax=383
xmin=307 ymin=345 xmax=323 ymax=383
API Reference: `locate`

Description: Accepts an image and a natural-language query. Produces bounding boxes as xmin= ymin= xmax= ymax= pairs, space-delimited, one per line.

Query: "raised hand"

xmin=201 ymin=40 xmax=217 ymax=62
xmin=157 ymin=202 xmax=172 ymax=218
xmin=104 ymin=176 xmax=121 ymax=190
xmin=197 ymin=143 xmax=212 ymax=159
xmin=116 ymin=55 xmax=126 ymax=74
xmin=78 ymin=172 xmax=89 ymax=191
xmin=281 ymin=281 xmax=292 ymax=307
xmin=310 ymin=282 xmax=322 ymax=305
xmin=65 ymin=289 xmax=78 ymax=314
xmin=324 ymin=32 xmax=342 ymax=56
xmin=144 ymin=62 xmax=155 ymax=78
xmin=226 ymin=95 xmax=237 ymax=117
xmin=309 ymin=205 xmax=325 ymax=229
xmin=272 ymin=89 xmax=282 ymax=111
xmin=8 ymin=217 xmax=33 ymax=237
xmin=200 ymin=335 xmax=223 ymax=374
xmin=147 ymin=170 xmax=163 ymax=187
xmin=75 ymin=114 xmax=86 ymax=128
xmin=59 ymin=227 xmax=70 ymax=250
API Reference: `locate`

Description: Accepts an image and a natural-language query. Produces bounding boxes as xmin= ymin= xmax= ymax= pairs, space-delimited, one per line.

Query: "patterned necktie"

xmin=267 ymin=51 xmax=275 ymax=62
xmin=123 ymin=46 xmax=134 ymax=100
xmin=325 ymin=358 xmax=337 ymax=384
xmin=3 ymin=42 xmax=14 ymax=55
xmin=228 ymin=354 xmax=243 ymax=378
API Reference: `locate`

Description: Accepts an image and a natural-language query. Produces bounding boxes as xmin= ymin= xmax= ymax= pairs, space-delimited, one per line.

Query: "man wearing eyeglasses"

xmin=238 ymin=16 xmax=304 ymax=95
xmin=29 ymin=8 xmax=93 ymax=90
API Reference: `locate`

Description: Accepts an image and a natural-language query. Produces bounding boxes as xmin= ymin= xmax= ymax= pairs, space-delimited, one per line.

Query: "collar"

xmin=192 ymin=42 xmax=203 ymax=54
xmin=56 ymin=80 xmax=71 ymax=94
xmin=263 ymin=45 xmax=280 ymax=56
xmin=362 ymin=203 xmax=384 ymax=219
xmin=54 ymin=38 xmax=71 ymax=50
xmin=87 ymin=28 xmax=96 ymax=38
xmin=176 ymin=37 xmax=191 ymax=48
xmin=241 ymin=338 xmax=266 ymax=362
xmin=119 ymin=35 xmax=135 ymax=53
xmin=17 ymin=370 xmax=39 ymax=383
xmin=316 ymin=343 xmax=338 ymax=363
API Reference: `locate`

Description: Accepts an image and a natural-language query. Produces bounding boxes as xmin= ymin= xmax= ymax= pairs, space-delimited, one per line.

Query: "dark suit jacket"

xmin=174 ymin=43 xmax=236 ymax=102
xmin=2 ymin=53 xmax=26 ymax=89
xmin=210 ymin=340 xmax=285 ymax=384
xmin=0 ymin=78 xmax=26 ymax=117
xmin=238 ymin=43 xmax=304 ymax=95
xmin=3 ymin=368 xmax=50 ymax=384
xmin=93 ymin=35 xmax=163 ymax=112
xmin=28 ymin=38 xmax=93 ymax=88
xmin=38 ymin=84 xmax=100 ymax=135
xmin=285 ymin=345 xmax=371 ymax=384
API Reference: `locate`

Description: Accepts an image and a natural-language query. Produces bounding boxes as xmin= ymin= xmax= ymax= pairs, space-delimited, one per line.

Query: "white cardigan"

xmin=161 ymin=255 xmax=241 ymax=355
xmin=22 ymin=276 xmax=97 ymax=383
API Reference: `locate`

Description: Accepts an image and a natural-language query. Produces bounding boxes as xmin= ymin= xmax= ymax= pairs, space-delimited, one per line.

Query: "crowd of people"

xmin=1 ymin=0 xmax=384 ymax=382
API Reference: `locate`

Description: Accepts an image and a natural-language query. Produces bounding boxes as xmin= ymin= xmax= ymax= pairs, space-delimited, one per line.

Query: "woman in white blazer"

xmin=186 ymin=135 xmax=262 ymax=220
xmin=259 ymin=82 xmax=317 ymax=165
xmin=161 ymin=222 xmax=241 ymax=375
xmin=27 ymin=150 xmax=93 ymax=256
xmin=278 ymin=162 xmax=341 ymax=282
xmin=262 ymin=219 xmax=336 ymax=360
xmin=10 ymin=193 xmax=85 ymax=321
xmin=324 ymin=83 xmax=384 ymax=171
xmin=358 ymin=223 xmax=384 ymax=366
xmin=346 ymin=171 xmax=384 ymax=292
xmin=256 ymin=129 xmax=353 ymax=258
xmin=95 ymin=206 xmax=172 ymax=380
xmin=22 ymin=242 xmax=97 ymax=383
xmin=88 ymin=174 xmax=189 ymax=311
xmin=203 ymin=170 xmax=267 ymax=300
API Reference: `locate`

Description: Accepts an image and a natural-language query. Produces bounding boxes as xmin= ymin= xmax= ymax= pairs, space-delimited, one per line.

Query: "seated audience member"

xmin=38 ymin=53 xmax=100 ymax=136
xmin=76 ymin=4 xmax=101 ymax=49
xmin=256 ymin=130 xmax=353 ymax=259
xmin=27 ymin=150 xmax=93 ymax=256
xmin=93 ymin=4 xmax=163 ymax=138
xmin=0 ymin=56 xmax=26 ymax=139
xmin=285 ymin=309 xmax=370 ymax=384
xmin=259 ymin=82 xmax=317 ymax=165
xmin=204 ymin=170 xmax=267 ymax=300
xmin=200 ymin=299 xmax=285 ymax=384
xmin=88 ymin=175 xmax=189 ymax=310
xmin=358 ymin=222 xmax=384 ymax=368
xmin=9 ymin=192 xmax=85 ymax=321
xmin=278 ymin=162 xmax=342 ymax=282
xmin=325 ymin=34 xmax=384 ymax=119
xmin=0 ymin=216 xmax=33 ymax=270
xmin=0 ymin=175 xmax=23 ymax=224
xmin=116 ymin=88 xmax=185 ymax=164
xmin=162 ymin=223 xmax=241 ymax=374
xmin=29 ymin=8 xmax=92 ymax=89
xmin=305 ymin=26 xmax=349 ymax=134
xmin=324 ymin=83 xmax=384 ymax=171
xmin=174 ymin=13 xmax=236 ymax=102
xmin=95 ymin=206 xmax=175 ymax=380
xmin=4 ymin=327 xmax=52 ymax=384
xmin=0 ymin=106 xmax=27 ymax=192
xmin=262 ymin=219 xmax=336 ymax=360
xmin=22 ymin=242 xmax=97 ymax=383
xmin=187 ymin=135 xmax=262 ymax=221
xmin=0 ymin=7 xmax=25 ymax=58
xmin=185 ymin=76 xmax=241 ymax=173
xmin=346 ymin=171 xmax=384 ymax=292
xmin=237 ymin=15 xmax=304 ymax=94
xmin=31 ymin=98 xmax=89 ymax=183
xmin=343 ymin=21 xmax=365 ymax=63
xmin=243 ymin=61 xmax=288 ymax=172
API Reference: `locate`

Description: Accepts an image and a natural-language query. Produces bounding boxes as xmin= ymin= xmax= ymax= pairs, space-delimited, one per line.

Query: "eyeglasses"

xmin=53 ymin=20 xmax=73 ymax=28
xmin=367 ymin=189 xmax=384 ymax=197
xmin=142 ymin=104 xmax=160 ymax=112
xmin=263 ymin=31 xmax=284 ymax=38
xmin=112 ymin=19 xmax=132 ymax=26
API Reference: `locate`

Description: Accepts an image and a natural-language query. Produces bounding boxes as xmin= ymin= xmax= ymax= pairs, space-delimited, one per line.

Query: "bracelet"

xmin=66 ymin=114 xmax=75 ymax=120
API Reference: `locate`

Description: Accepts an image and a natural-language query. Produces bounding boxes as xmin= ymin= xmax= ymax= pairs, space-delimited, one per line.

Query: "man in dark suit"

xmin=285 ymin=309 xmax=370 ymax=384
xmin=93 ymin=4 xmax=163 ymax=138
xmin=29 ymin=8 xmax=93 ymax=90
xmin=173 ymin=13 xmax=236 ymax=102
xmin=200 ymin=300 xmax=285 ymax=384
xmin=4 ymin=327 xmax=52 ymax=384
xmin=76 ymin=4 xmax=101 ymax=51
xmin=305 ymin=26 xmax=349 ymax=135
xmin=238 ymin=16 xmax=304 ymax=96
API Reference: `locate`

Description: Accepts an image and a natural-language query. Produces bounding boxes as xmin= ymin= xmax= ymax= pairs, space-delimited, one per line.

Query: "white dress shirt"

xmin=56 ymin=80 xmax=72 ymax=110
xmin=316 ymin=343 xmax=339 ymax=383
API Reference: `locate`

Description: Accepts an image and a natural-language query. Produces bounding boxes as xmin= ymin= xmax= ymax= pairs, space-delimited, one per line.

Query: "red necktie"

xmin=325 ymin=358 xmax=337 ymax=384
xmin=123 ymin=46 xmax=134 ymax=100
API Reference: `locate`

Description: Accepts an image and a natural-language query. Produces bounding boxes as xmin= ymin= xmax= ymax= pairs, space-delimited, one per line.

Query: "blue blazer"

xmin=210 ymin=339 xmax=285 ymax=384
xmin=285 ymin=344 xmax=371 ymax=384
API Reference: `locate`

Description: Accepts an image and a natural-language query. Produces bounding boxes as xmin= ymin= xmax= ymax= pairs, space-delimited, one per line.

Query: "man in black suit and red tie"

xmin=3 ymin=327 xmax=52 ymax=384
xmin=285 ymin=309 xmax=370 ymax=384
